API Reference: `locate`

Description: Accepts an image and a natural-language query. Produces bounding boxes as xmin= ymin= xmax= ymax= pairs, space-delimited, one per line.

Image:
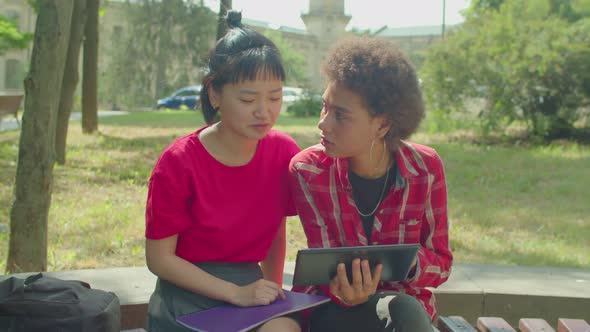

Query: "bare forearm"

xmin=261 ymin=253 xmax=284 ymax=286
xmin=148 ymin=254 xmax=240 ymax=303
xmin=261 ymin=218 xmax=287 ymax=286
xmin=146 ymin=236 xmax=241 ymax=305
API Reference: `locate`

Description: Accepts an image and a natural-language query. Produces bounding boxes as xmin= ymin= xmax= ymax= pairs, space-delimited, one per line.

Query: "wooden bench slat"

xmin=477 ymin=317 xmax=517 ymax=332
xmin=519 ymin=318 xmax=556 ymax=332
xmin=438 ymin=316 xmax=479 ymax=332
xmin=557 ymin=319 xmax=590 ymax=332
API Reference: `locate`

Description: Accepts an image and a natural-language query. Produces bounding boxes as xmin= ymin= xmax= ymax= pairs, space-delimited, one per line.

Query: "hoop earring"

xmin=369 ymin=138 xmax=387 ymax=176
xmin=375 ymin=139 xmax=386 ymax=173
xmin=369 ymin=138 xmax=376 ymax=167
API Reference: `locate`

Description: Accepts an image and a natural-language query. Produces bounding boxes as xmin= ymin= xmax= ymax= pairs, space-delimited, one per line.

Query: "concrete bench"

xmin=2 ymin=263 xmax=589 ymax=330
xmin=0 ymin=95 xmax=23 ymax=127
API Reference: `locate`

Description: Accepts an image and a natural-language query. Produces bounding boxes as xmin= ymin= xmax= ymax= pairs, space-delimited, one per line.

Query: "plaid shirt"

xmin=289 ymin=141 xmax=453 ymax=320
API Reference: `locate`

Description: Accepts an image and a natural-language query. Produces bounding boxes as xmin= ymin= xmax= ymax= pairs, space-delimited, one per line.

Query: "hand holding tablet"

xmin=292 ymin=244 xmax=420 ymax=287
xmin=329 ymin=258 xmax=384 ymax=306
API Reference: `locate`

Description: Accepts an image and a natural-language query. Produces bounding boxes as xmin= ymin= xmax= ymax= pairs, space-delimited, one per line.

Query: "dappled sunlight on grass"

xmin=451 ymin=221 xmax=587 ymax=268
xmin=531 ymin=143 xmax=590 ymax=160
xmin=48 ymin=183 xmax=147 ymax=269
xmin=0 ymin=112 xmax=588 ymax=272
xmin=419 ymin=141 xmax=589 ymax=268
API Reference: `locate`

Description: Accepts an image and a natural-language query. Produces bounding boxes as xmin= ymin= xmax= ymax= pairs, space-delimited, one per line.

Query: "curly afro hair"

xmin=322 ymin=37 xmax=424 ymax=150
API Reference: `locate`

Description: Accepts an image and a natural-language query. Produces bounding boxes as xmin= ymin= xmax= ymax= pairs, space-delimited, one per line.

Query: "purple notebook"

xmin=176 ymin=290 xmax=330 ymax=332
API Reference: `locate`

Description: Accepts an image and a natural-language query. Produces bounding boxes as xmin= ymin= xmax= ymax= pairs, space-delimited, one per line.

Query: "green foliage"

xmin=263 ymin=30 xmax=308 ymax=86
xmin=100 ymin=0 xmax=217 ymax=108
xmin=422 ymin=0 xmax=590 ymax=139
xmin=25 ymin=0 xmax=40 ymax=13
xmin=286 ymin=90 xmax=322 ymax=117
xmin=0 ymin=15 xmax=32 ymax=55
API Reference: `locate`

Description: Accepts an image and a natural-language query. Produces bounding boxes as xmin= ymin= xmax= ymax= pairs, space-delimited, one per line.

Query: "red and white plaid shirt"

xmin=289 ymin=141 xmax=453 ymax=320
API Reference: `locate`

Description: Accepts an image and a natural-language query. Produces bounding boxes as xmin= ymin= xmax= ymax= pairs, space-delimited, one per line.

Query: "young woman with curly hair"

xmin=289 ymin=37 xmax=453 ymax=332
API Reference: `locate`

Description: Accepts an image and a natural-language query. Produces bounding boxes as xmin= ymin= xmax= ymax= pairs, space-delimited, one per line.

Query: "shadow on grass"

xmin=94 ymin=133 xmax=181 ymax=152
xmin=99 ymin=111 xmax=321 ymax=129
xmin=53 ymin=130 xmax=318 ymax=189
xmin=49 ymin=134 xmax=176 ymax=189
xmin=54 ymin=159 xmax=153 ymax=189
xmin=437 ymin=127 xmax=590 ymax=147
xmin=98 ymin=111 xmax=204 ymax=128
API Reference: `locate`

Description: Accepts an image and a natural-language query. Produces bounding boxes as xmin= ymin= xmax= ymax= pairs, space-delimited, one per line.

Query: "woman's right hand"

xmin=232 ymin=279 xmax=286 ymax=307
xmin=329 ymin=258 xmax=382 ymax=306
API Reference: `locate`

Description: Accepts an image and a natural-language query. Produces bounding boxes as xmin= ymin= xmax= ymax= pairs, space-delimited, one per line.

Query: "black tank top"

xmin=349 ymin=163 xmax=396 ymax=242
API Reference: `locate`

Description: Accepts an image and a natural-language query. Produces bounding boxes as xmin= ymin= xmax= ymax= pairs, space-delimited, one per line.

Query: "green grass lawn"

xmin=0 ymin=111 xmax=588 ymax=272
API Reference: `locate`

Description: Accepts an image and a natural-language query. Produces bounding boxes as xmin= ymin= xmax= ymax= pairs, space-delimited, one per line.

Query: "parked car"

xmin=282 ymin=86 xmax=303 ymax=104
xmin=156 ymin=85 xmax=201 ymax=110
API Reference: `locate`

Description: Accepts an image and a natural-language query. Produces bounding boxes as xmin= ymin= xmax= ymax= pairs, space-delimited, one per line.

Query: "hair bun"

xmin=226 ymin=10 xmax=243 ymax=29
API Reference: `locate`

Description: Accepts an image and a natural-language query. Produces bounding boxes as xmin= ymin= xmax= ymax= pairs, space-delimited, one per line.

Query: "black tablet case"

xmin=292 ymin=244 xmax=420 ymax=286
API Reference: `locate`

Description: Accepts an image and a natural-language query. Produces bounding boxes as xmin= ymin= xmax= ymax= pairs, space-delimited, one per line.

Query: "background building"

xmin=0 ymin=0 xmax=35 ymax=95
xmin=0 ymin=0 xmax=445 ymax=96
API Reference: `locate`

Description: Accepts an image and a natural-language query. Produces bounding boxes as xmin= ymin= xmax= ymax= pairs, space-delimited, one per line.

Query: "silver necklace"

xmin=354 ymin=168 xmax=390 ymax=217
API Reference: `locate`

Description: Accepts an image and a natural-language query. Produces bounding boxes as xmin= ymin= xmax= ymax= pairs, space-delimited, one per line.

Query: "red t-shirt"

xmin=145 ymin=127 xmax=300 ymax=263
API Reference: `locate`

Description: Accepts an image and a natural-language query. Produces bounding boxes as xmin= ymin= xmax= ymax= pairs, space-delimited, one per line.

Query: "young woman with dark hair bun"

xmin=145 ymin=10 xmax=301 ymax=332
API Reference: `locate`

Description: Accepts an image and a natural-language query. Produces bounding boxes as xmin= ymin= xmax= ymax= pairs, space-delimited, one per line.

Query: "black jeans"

xmin=309 ymin=291 xmax=433 ymax=332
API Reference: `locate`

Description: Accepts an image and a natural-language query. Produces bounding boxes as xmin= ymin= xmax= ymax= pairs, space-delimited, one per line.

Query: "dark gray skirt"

xmin=147 ymin=262 xmax=263 ymax=332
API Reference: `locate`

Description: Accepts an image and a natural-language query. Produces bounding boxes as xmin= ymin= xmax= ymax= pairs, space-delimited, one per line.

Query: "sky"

xmin=203 ymin=0 xmax=471 ymax=30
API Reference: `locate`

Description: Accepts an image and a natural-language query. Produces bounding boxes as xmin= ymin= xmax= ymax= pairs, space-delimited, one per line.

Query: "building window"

xmin=113 ymin=25 xmax=123 ymax=36
xmin=5 ymin=59 xmax=25 ymax=90
xmin=112 ymin=25 xmax=123 ymax=46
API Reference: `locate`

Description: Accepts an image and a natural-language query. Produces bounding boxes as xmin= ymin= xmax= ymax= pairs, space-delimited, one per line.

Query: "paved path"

xmin=0 ymin=111 xmax=128 ymax=132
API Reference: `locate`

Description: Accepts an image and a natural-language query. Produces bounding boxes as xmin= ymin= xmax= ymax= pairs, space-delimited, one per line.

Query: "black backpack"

xmin=0 ymin=273 xmax=120 ymax=332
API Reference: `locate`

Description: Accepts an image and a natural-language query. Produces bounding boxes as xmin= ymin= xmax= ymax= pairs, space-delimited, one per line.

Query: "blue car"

xmin=156 ymin=85 xmax=201 ymax=110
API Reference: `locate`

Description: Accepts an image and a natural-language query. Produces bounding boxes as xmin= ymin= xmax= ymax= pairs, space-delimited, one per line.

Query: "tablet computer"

xmin=292 ymin=244 xmax=420 ymax=286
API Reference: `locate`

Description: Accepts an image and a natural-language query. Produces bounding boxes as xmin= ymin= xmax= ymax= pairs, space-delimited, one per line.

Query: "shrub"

xmin=286 ymin=90 xmax=323 ymax=117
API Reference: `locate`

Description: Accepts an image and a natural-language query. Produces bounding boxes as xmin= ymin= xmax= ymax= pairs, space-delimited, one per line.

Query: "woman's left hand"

xmin=329 ymin=258 xmax=383 ymax=306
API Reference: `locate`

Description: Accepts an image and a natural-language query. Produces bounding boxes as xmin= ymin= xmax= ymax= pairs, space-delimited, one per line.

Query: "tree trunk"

xmin=55 ymin=0 xmax=87 ymax=165
xmin=7 ymin=0 xmax=73 ymax=273
xmin=154 ymin=47 xmax=166 ymax=103
xmin=216 ymin=0 xmax=232 ymax=40
xmin=154 ymin=16 xmax=169 ymax=103
xmin=82 ymin=0 xmax=99 ymax=134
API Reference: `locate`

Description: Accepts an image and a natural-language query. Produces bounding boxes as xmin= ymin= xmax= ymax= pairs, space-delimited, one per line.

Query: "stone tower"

xmin=301 ymin=0 xmax=351 ymax=91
